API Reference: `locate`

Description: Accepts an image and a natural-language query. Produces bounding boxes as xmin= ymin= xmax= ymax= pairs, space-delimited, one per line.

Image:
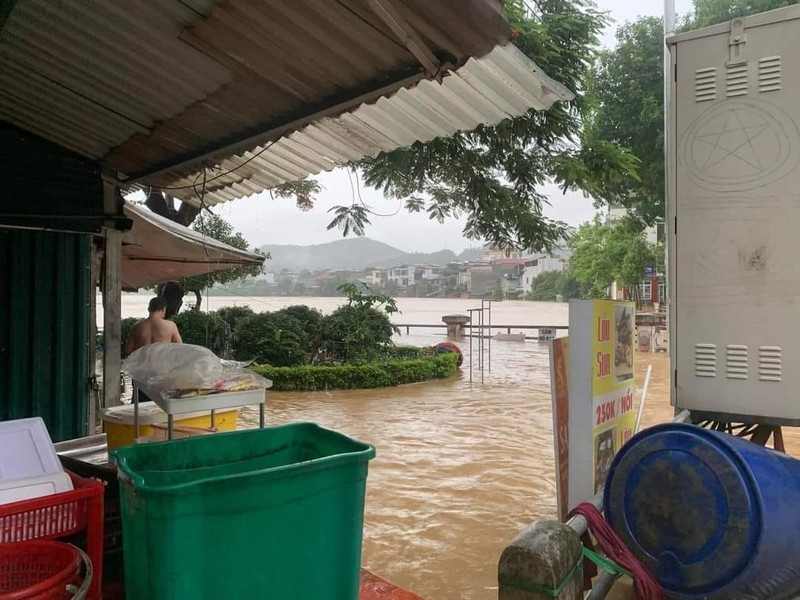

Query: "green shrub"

xmin=214 ymin=306 xmax=255 ymax=332
xmin=381 ymin=345 xmax=428 ymax=360
xmin=172 ymin=311 xmax=232 ymax=357
xmin=274 ymin=305 xmax=324 ymax=338
xmin=251 ymin=353 xmax=459 ymax=391
xmin=233 ymin=312 xmax=311 ymax=367
xmin=319 ymin=305 xmax=397 ymax=363
xmin=134 ymin=298 xmax=406 ymax=370
xmin=214 ymin=306 xmax=256 ymax=357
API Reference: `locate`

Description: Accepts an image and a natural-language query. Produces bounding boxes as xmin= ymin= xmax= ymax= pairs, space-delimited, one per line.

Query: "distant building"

xmin=418 ymin=265 xmax=445 ymax=282
xmin=457 ymin=265 xmax=471 ymax=288
xmin=482 ymin=247 xmax=524 ymax=262
xmin=258 ymin=272 xmax=276 ymax=284
xmin=388 ymin=265 xmax=416 ymax=288
xmin=468 ymin=264 xmax=495 ymax=297
xmin=360 ymin=269 xmax=383 ymax=287
xmin=521 ymin=249 xmax=571 ymax=290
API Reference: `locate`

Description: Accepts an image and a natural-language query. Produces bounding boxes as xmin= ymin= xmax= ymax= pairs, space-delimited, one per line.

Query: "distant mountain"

xmin=259 ymin=238 xmax=483 ymax=272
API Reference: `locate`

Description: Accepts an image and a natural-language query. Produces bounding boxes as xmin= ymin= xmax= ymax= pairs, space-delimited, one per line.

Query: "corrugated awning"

xmin=0 ymin=0 xmax=573 ymax=208
xmin=121 ymin=203 xmax=264 ymax=291
xmin=149 ymin=44 xmax=573 ymax=207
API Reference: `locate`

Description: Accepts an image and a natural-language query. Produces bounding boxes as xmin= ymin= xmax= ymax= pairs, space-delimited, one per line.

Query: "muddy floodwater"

xmin=116 ymin=295 xmax=800 ymax=600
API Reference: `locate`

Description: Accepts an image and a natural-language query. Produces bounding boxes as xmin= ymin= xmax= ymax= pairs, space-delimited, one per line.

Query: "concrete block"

xmin=499 ymin=520 xmax=584 ymax=600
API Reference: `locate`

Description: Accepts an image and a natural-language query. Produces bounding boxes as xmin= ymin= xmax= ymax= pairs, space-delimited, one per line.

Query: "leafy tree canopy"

xmin=684 ymin=0 xmax=791 ymax=28
xmin=172 ymin=213 xmax=266 ymax=311
xmin=526 ymin=269 xmax=585 ymax=301
xmin=568 ymin=215 xmax=662 ymax=298
xmin=327 ymin=0 xmax=639 ymax=252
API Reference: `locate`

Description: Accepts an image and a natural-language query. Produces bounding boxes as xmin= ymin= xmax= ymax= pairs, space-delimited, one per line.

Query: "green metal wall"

xmin=0 ymin=228 xmax=92 ymax=441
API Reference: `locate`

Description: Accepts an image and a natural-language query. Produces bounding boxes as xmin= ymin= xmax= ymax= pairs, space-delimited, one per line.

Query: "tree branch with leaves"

xmin=168 ymin=214 xmax=267 ymax=311
xmin=327 ymin=0 xmax=639 ymax=252
xmin=567 ymin=214 xmax=662 ymax=300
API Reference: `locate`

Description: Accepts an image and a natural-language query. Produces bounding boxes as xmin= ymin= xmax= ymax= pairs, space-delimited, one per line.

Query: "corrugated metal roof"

xmin=145 ymin=43 xmax=574 ymax=206
xmin=1 ymin=1 xmax=572 ymax=208
xmin=0 ymin=0 xmax=510 ymax=167
xmin=0 ymin=0 xmax=230 ymax=159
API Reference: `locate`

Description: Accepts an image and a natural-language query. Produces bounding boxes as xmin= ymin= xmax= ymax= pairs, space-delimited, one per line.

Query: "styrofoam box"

xmin=0 ymin=417 xmax=73 ymax=504
xmin=0 ymin=472 xmax=73 ymax=504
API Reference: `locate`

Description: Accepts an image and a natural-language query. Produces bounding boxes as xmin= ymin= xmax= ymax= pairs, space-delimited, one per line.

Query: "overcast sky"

xmin=221 ymin=0 xmax=693 ymax=253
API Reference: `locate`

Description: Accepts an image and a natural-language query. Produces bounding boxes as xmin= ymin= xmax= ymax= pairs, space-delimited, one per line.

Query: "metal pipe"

xmin=487 ymin=300 xmax=492 ymax=373
xmin=467 ymin=308 xmax=475 ymax=383
xmin=586 ymin=571 xmax=620 ymax=600
xmin=566 ymin=490 xmax=604 ymax=537
xmin=133 ymin=386 xmax=140 ymax=441
xmin=479 ymin=307 xmax=485 ymax=383
xmin=635 ymin=364 xmax=653 ymax=433
xmin=664 ymin=0 xmax=675 ymax=380
xmin=674 ymin=409 xmax=691 ymax=423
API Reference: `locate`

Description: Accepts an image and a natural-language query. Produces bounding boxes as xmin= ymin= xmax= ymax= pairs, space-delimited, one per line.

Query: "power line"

xmin=147 ymin=140 xmax=279 ymax=192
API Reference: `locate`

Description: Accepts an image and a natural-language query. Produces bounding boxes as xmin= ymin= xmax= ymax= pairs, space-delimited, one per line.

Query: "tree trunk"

xmin=158 ymin=281 xmax=185 ymax=318
xmin=145 ymin=190 xmax=201 ymax=227
xmin=192 ymin=289 xmax=202 ymax=311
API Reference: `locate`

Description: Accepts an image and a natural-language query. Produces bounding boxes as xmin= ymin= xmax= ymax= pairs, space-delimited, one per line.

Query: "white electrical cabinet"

xmin=668 ymin=6 xmax=800 ymax=424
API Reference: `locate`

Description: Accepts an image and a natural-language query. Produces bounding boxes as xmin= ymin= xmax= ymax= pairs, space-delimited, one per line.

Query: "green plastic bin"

xmin=113 ymin=423 xmax=376 ymax=600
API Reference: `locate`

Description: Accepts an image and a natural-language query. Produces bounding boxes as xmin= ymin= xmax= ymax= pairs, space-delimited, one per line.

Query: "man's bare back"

xmin=125 ymin=297 xmax=182 ymax=355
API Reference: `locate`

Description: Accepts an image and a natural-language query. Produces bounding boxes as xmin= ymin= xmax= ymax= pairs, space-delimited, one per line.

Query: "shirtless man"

xmin=125 ymin=297 xmax=182 ymax=355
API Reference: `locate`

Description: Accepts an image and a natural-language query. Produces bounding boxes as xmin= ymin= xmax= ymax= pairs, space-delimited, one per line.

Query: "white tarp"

xmin=121 ymin=203 xmax=264 ymax=291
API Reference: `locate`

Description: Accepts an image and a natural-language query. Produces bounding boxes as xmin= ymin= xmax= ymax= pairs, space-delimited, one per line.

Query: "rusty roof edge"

xmin=123 ymin=202 xmax=264 ymax=264
xmin=120 ymin=66 xmax=433 ymax=187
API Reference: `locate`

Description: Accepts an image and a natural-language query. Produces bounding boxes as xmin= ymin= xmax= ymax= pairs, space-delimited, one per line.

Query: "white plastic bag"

xmin=123 ymin=343 xmax=223 ymax=392
xmin=123 ymin=343 xmax=272 ymax=399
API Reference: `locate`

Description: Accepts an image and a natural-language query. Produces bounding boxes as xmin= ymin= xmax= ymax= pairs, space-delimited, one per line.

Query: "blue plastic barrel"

xmin=604 ymin=423 xmax=800 ymax=600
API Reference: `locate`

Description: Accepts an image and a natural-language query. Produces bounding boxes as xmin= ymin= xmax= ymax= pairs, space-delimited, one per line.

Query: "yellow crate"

xmin=102 ymin=402 xmax=237 ymax=451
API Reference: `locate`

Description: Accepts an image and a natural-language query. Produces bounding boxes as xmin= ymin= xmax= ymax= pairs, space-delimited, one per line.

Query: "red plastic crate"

xmin=0 ymin=471 xmax=104 ymax=600
xmin=0 ymin=540 xmax=82 ymax=599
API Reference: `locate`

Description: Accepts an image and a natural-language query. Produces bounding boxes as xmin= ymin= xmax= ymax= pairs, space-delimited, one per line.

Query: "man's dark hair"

xmin=148 ymin=297 xmax=167 ymax=314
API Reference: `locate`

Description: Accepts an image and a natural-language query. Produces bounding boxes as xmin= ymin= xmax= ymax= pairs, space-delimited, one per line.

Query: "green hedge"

xmin=251 ymin=353 xmax=459 ymax=392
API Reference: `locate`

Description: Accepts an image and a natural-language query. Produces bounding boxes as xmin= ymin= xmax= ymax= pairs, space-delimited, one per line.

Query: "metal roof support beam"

xmin=366 ymin=0 xmax=441 ymax=76
xmin=102 ymin=179 xmax=123 ymax=409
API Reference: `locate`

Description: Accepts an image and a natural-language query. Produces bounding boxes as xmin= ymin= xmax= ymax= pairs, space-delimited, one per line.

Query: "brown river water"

xmin=113 ymin=295 xmax=800 ymax=600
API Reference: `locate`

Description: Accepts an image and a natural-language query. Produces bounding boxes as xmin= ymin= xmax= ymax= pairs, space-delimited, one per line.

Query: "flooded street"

xmin=118 ymin=296 xmax=799 ymax=599
xmin=238 ymin=345 xmax=674 ymax=600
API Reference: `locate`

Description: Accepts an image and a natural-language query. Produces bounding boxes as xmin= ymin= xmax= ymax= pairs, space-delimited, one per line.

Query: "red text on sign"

xmin=597 ymin=315 xmax=610 ymax=342
xmin=595 ymin=400 xmax=617 ymax=425
xmin=596 ymin=352 xmax=611 ymax=378
xmin=619 ymin=390 xmax=634 ymax=413
xmin=621 ymin=428 xmax=633 ymax=445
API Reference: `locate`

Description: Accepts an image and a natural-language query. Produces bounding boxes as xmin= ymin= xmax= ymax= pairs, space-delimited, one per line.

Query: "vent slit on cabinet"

xmin=759 ymin=346 xmax=782 ymax=382
xmin=725 ymin=64 xmax=748 ymax=97
xmin=725 ymin=345 xmax=748 ymax=380
xmin=695 ymin=67 xmax=717 ymax=102
xmin=695 ymin=343 xmax=717 ymax=378
xmin=758 ymin=56 xmax=782 ymax=93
